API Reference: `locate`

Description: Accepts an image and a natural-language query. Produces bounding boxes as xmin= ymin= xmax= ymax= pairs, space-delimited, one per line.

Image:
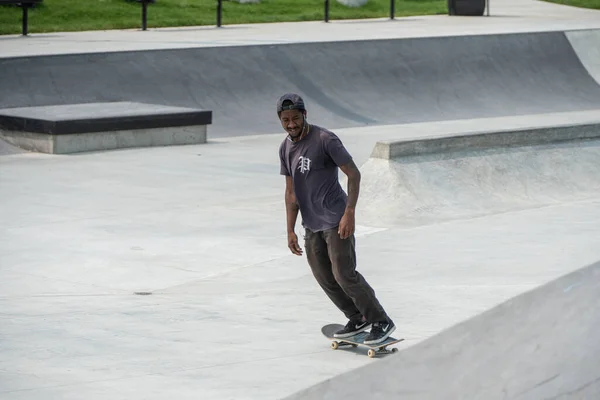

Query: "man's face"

xmin=279 ymin=109 xmax=305 ymax=138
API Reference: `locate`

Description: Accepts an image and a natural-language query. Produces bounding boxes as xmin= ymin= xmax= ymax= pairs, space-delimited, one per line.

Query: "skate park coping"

xmin=370 ymin=115 xmax=600 ymax=159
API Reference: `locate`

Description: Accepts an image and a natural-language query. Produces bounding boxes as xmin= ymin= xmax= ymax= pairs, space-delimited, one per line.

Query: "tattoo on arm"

xmin=340 ymin=160 xmax=361 ymax=212
xmin=346 ymin=175 xmax=360 ymax=211
xmin=285 ymin=177 xmax=299 ymax=233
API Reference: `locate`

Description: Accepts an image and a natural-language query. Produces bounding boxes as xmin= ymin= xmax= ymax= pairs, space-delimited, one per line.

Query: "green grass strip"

xmin=541 ymin=0 xmax=600 ymax=9
xmin=0 ymin=0 xmax=449 ymax=35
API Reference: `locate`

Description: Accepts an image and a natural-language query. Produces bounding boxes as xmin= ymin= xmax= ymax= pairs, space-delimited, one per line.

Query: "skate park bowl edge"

xmin=1 ymin=29 xmax=600 ymax=154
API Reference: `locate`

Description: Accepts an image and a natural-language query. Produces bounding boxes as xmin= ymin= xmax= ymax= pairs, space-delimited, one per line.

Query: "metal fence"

xmin=4 ymin=0 xmax=489 ymax=36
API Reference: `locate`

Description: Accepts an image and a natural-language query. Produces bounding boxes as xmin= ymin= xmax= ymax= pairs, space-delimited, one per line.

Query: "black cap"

xmin=277 ymin=93 xmax=306 ymax=115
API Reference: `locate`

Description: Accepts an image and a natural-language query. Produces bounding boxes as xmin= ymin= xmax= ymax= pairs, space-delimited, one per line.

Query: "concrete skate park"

xmin=1 ymin=0 xmax=600 ymax=398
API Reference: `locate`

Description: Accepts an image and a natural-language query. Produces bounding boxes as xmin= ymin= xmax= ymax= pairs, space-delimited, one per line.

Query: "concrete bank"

xmin=358 ymin=114 xmax=600 ymax=227
xmin=284 ymin=260 xmax=600 ymax=400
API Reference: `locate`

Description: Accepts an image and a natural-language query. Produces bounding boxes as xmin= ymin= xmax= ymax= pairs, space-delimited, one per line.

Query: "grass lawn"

xmin=0 ymin=0 xmax=447 ymax=35
xmin=541 ymin=0 xmax=600 ymax=8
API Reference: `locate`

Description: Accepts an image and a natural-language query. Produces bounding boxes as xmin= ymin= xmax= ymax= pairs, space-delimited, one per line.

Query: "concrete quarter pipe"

xmin=1 ymin=30 xmax=600 ymax=139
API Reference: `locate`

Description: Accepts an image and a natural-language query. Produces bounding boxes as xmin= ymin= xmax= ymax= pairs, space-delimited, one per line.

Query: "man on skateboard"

xmin=277 ymin=93 xmax=396 ymax=345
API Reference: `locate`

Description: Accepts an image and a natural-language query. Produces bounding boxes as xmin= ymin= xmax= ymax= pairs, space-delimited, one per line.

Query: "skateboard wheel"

xmin=392 ymin=348 xmax=399 ymax=353
xmin=331 ymin=341 xmax=339 ymax=350
xmin=367 ymin=349 xmax=376 ymax=358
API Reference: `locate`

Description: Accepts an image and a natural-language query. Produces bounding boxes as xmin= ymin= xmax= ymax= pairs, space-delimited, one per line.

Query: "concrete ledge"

xmin=0 ymin=125 xmax=207 ymax=154
xmin=371 ymin=121 xmax=600 ymax=159
xmin=0 ymin=102 xmax=212 ymax=154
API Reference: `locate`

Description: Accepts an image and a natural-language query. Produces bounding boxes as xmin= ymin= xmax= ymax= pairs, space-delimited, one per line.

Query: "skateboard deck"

xmin=321 ymin=323 xmax=404 ymax=358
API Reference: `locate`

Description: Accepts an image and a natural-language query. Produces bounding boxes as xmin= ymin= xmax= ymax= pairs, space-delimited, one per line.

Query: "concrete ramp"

xmin=566 ymin=29 xmax=600 ymax=86
xmin=1 ymin=30 xmax=600 ymax=138
xmin=283 ymin=260 xmax=600 ymax=400
xmin=357 ymin=118 xmax=600 ymax=227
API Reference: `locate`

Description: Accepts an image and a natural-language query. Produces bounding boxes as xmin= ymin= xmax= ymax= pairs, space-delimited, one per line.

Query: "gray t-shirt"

xmin=279 ymin=124 xmax=353 ymax=232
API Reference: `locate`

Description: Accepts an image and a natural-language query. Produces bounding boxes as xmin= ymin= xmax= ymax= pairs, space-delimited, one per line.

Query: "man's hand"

xmin=288 ymin=231 xmax=303 ymax=256
xmin=338 ymin=209 xmax=355 ymax=239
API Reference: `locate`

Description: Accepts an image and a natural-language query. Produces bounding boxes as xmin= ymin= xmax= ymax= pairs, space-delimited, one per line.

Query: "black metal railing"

xmin=145 ymin=0 xmax=400 ymax=30
xmin=142 ymin=0 xmax=149 ymax=30
xmin=143 ymin=0 xmax=489 ymax=30
xmin=0 ymin=0 xmax=43 ymax=35
xmin=2 ymin=0 xmax=491 ymax=36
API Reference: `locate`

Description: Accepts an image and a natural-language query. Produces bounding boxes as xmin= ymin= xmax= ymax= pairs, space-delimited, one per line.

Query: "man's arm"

xmin=339 ymin=160 xmax=361 ymax=213
xmin=285 ymin=176 xmax=303 ymax=255
xmin=285 ymin=176 xmax=299 ymax=234
xmin=338 ymin=160 xmax=361 ymax=239
xmin=320 ymin=130 xmax=359 ymax=212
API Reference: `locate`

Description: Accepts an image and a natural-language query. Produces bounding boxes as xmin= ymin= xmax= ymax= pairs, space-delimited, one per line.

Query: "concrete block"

xmin=0 ymin=125 xmax=207 ymax=154
xmin=0 ymin=102 xmax=212 ymax=154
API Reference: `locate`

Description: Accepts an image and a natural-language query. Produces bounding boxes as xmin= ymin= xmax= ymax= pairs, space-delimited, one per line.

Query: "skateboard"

xmin=321 ymin=323 xmax=404 ymax=358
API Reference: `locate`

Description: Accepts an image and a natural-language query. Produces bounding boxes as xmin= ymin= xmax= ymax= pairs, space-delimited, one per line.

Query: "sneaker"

xmin=333 ymin=319 xmax=372 ymax=338
xmin=363 ymin=320 xmax=396 ymax=345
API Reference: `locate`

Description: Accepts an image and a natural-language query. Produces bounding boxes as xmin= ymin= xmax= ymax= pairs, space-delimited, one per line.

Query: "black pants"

xmin=304 ymin=227 xmax=389 ymax=323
